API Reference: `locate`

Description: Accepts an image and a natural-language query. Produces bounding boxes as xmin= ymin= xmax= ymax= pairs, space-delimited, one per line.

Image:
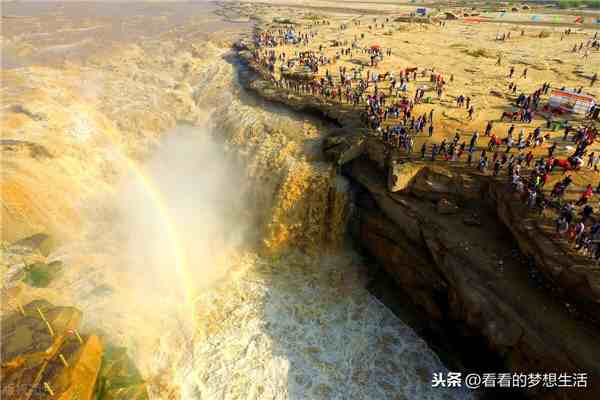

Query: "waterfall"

xmin=1 ymin=32 xmax=472 ymax=400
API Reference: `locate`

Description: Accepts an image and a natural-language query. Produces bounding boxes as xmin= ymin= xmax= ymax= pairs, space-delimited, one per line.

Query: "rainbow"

xmin=118 ymin=154 xmax=195 ymax=313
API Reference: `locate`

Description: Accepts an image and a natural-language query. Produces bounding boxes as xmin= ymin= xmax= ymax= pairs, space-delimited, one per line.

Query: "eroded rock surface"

xmin=236 ymin=35 xmax=600 ymax=397
xmin=348 ymin=158 xmax=600 ymax=399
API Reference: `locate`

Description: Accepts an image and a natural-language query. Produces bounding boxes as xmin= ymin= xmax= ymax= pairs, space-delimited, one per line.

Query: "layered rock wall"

xmin=235 ymin=41 xmax=600 ymax=396
xmin=348 ymin=158 xmax=600 ymax=399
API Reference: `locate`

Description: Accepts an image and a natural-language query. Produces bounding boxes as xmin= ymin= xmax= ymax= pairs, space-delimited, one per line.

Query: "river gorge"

xmin=3 ymin=2 xmax=600 ymax=399
xmin=0 ymin=2 xmax=474 ymax=399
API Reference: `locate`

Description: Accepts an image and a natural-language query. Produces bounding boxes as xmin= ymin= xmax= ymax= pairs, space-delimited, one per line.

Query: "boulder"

xmin=364 ymin=136 xmax=388 ymax=170
xmin=22 ymin=260 xmax=64 ymax=288
xmin=409 ymin=165 xmax=481 ymax=201
xmin=387 ymin=161 xmax=424 ymax=193
xmin=52 ymin=335 xmax=103 ymax=400
xmin=1 ymin=300 xmax=83 ymax=399
xmin=0 ymin=300 xmax=147 ymax=400
xmin=410 ymin=165 xmax=458 ymax=200
xmin=96 ymin=345 xmax=149 ymax=400
xmin=323 ymin=133 xmax=365 ymax=166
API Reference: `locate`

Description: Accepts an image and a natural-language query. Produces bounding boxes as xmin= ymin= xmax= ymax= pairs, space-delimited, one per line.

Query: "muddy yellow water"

xmin=1 ymin=3 xmax=472 ymax=399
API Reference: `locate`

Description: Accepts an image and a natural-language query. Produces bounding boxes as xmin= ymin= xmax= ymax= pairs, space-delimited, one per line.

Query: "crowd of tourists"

xmin=249 ymin=20 xmax=600 ymax=260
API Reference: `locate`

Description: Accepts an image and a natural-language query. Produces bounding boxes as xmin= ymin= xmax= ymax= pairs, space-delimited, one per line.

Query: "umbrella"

xmin=371 ymin=44 xmax=381 ymax=49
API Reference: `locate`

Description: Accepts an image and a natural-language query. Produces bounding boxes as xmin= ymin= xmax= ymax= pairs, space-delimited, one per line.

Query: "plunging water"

xmin=1 ymin=3 xmax=473 ymax=399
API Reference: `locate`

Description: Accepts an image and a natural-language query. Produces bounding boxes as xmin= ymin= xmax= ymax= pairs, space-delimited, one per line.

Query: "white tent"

xmin=548 ymin=90 xmax=596 ymax=114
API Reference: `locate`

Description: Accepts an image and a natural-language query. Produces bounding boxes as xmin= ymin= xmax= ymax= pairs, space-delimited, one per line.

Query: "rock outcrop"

xmin=237 ymin=38 xmax=600 ymax=398
xmin=0 ymin=300 xmax=100 ymax=400
xmin=0 ymin=299 xmax=149 ymax=400
xmin=489 ymin=184 xmax=600 ymax=321
xmin=348 ymin=158 xmax=600 ymax=399
xmin=1 ymin=238 xmax=149 ymax=400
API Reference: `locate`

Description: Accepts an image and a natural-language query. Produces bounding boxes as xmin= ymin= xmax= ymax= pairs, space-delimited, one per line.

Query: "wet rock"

xmin=90 ymin=284 xmax=114 ymax=297
xmin=1 ymin=300 xmax=148 ymax=400
xmin=1 ymin=300 xmax=84 ymax=399
xmin=21 ymin=261 xmax=64 ymax=288
xmin=10 ymin=233 xmax=51 ymax=253
xmin=96 ymin=345 xmax=149 ymax=400
xmin=49 ymin=335 xmax=103 ymax=400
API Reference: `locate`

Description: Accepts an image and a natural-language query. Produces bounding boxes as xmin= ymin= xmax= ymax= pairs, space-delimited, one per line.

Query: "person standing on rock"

xmin=485 ymin=121 xmax=493 ymax=136
xmin=507 ymin=124 xmax=515 ymax=138
xmin=470 ymin=131 xmax=479 ymax=150
xmin=525 ymin=150 xmax=534 ymax=167
xmin=555 ymin=215 xmax=569 ymax=237
xmin=407 ymin=136 xmax=414 ymax=155
xmin=478 ymin=155 xmax=488 ymax=172
xmin=576 ymin=184 xmax=594 ymax=206
xmin=431 ymin=143 xmax=439 ymax=161
xmin=468 ymin=106 xmax=474 ymax=120
xmin=527 ymin=189 xmax=537 ymax=209
xmin=439 ymin=138 xmax=447 ymax=155
xmin=548 ymin=142 xmax=557 ymax=157
xmin=493 ymin=159 xmax=501 ymax=176
xmin=458 ymin=141 xmax=466 ymax=159
xmin=588 ymin=152 xmax=595 ymax=168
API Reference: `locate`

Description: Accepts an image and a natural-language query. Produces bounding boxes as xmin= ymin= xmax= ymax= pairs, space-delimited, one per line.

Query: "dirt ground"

xmin=239 ymin=0 xmax=600 ymax=202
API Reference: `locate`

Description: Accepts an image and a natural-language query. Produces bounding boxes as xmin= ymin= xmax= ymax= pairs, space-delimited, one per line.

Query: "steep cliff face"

xmin=235 ymin=38 xmax=600 ymax=397
xmin=347 ymin=157 xmax=600 ymax=399
xmin=489 ymin=185 xmax=600 ymax=321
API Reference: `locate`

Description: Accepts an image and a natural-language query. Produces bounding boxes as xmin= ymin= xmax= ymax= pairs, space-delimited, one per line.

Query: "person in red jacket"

xmin=576 ymin=184 xmax=594 ymax=206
